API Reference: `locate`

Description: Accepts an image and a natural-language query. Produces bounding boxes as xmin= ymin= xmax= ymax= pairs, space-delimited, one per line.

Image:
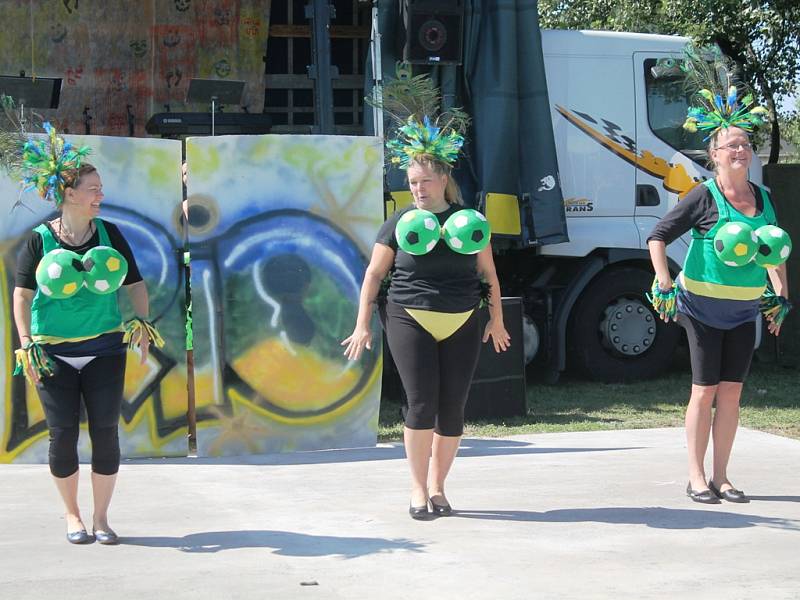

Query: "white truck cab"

xmin=493 ymin=30 xmax=762 ymax=381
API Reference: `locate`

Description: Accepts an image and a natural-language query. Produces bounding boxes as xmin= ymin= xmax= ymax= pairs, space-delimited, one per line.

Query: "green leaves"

xmin=539 ymin=0 xmax=800 ymax=161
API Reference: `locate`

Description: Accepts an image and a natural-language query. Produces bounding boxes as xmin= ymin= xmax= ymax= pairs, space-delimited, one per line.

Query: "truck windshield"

xmin=644 ymin=57 xmax=708 ymax=161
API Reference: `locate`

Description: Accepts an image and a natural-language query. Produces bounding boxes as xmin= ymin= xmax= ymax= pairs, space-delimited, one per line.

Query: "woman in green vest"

xmin=647 ymin=52 xmax=790 ymax=504
xmin=12 ymin=125 xmax=163 ymax=544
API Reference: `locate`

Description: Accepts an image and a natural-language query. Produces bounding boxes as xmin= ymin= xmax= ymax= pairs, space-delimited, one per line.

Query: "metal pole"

xmin=306 ymin=0 xmax=336 ymax=134
xmin=211 ymin=96 xmax=216 ymax=136
xmin=370 ymin=1 xmax=384 ymax=139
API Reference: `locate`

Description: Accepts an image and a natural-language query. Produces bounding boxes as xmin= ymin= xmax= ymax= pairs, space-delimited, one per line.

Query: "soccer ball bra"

xmin=395 ymin=209 xmax=441 ymax=255
xmin=753 ymin=225 xmax=792 ymax=268
xmin=713 ymin=222 xmax=758 ymax=266
xmin=442 ymin=209 xmax=490 ymax=255
xmin=395 ymin=208 xmax=491 ymax=256
xmin=36 ymin=246 xmax=128 ymax=298
xmin=712 ymin=222 xmax=792 ymax=268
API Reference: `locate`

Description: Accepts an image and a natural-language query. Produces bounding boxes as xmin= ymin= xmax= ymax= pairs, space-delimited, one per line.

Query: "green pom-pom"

xmin=35 ymin=249 xmax=84 ymax=299
xmin=713 ymin=222 xmax=758 ymax=267
xmin=395 ymin=208 xmax=441 ymax=255
xmin=442 ymin=209 xmax=491 ymax=255
xmin=82 ymin=246 xmax=128 ymax=294
xmin=753 ymin=225 xmax=792 ymax=268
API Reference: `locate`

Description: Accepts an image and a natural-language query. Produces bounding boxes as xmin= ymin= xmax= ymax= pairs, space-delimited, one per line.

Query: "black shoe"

xmin=409 ymin=502 xmax=430 ymax=520
xmin=66 ymin=529 xmax=92 ymax=544
xmin=429 ymin=496 xmax=453 ymax=517
xmin=93 ymin=528 xmax=119 ymax=545
xmin=686 ymin=482 xmax=721 ymax=504
xmin=709 ymin=480 xmax=750 ymax=503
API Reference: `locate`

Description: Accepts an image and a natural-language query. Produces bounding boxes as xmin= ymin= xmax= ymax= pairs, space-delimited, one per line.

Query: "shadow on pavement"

xmin=126 ymin=438 xmax=644 ymax=466
xmin=453 ymin=507 xmax=800 ymax=530
xmin=122 ymin=529 xmax=426 ymax=557
xmin=745 ymin=496 xmax=800 ymax=503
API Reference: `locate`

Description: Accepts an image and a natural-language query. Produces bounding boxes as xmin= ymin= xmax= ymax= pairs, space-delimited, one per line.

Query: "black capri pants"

xmin=677 ymin=313 xmax=755 ymax=386
xmin=37 ymin=353 xmax=127 ymax=478
xmin=382 ymin=300 xmax=482 ymax=436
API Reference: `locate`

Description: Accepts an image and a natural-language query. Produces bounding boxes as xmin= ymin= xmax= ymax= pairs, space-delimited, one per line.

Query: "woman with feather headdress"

xmin=7 ymin=118 xmax=164 ymax=544
xmin=647 ymin=45 xmax=791 ymax=504
xmin=342 ymin=70 xmax=510 ymax=519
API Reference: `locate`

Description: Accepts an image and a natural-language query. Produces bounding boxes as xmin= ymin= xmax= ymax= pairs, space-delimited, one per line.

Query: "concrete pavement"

xmin=1 ymin=427 xmax=799 ymax=599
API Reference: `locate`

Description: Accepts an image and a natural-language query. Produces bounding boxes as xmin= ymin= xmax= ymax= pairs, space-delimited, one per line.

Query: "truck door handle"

xmin=636 ymin=184 xmax=660 ymax=207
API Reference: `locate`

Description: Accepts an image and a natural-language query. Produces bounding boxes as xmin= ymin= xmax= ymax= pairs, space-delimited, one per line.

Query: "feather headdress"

xmin=386 ymin=115 xmax=464 ymax=168
xmin=681 ymin=43 xmax=769 ymax=140
xmin=19 ymin=121 xmax=91 ymax=206
xmin=369 ymin=64 xmax=469 ymax=169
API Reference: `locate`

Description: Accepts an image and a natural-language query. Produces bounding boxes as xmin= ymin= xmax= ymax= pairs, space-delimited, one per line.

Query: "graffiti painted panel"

xmin=0 ymin=136 xmax=187 ymax=462
xmin=0 ymin=0 xmax=270 ymax=136
xmin=186 ymin=134 xmax=384 ymax=457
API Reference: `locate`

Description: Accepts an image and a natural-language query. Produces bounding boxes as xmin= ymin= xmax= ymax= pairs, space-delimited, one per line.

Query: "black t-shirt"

xmin=15 ymin=219 xmax=143 ymax=290
xmin=647 ymin=182 xmax=768 ymax=244
xmin=376 ymin=204 xmax=481 ymax=312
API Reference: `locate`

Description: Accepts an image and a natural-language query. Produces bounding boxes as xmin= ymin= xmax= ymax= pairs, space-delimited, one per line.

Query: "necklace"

xmin=57 ymin=218 xmax=93 ymax=246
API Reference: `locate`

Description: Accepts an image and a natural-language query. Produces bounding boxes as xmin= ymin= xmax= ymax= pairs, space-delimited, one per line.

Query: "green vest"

xmin=680 ymin=179 xmax=775 ymax=301
xmin=31 ymin=219 xmax=123 ymax=341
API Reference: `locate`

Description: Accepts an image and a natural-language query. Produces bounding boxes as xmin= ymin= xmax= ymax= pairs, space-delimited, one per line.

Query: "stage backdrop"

xmin=185 ymin=133 xmax=384 ymax=457
xmin=0 ymin=134 xmax=188 ymax=463
xmin=0 ymin=0 xmax=270 ymax=136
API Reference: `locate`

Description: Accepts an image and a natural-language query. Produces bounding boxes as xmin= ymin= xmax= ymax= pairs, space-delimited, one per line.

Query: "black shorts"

xmin=677 ymin=313 xmax=755 ymax=386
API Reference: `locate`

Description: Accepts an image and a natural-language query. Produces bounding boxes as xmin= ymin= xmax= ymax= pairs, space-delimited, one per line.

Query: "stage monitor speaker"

xmin=464 ymin=297 xmax=527 ymax=420
xmin=403 ymin=0 xmax=464 ymax=65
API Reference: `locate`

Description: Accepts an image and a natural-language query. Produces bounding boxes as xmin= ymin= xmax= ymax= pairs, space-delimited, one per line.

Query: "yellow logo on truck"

xmin=556 ymin=105 xmax=702 ymax=198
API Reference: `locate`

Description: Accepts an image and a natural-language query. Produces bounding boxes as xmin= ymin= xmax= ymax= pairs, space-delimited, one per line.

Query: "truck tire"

xmin=568 ymin=267 xmax=680 ymax=382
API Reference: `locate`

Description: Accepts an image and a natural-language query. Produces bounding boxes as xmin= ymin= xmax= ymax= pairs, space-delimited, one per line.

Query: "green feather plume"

xmin=680 ymin=43 xmax=769 ymax=139
xmin=367 ymin=63 xmax=470 ymax=169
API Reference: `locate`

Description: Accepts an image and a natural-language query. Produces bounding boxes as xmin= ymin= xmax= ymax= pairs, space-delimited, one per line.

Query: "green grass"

xmin=378 ymin=360 xmax=800 ymax=442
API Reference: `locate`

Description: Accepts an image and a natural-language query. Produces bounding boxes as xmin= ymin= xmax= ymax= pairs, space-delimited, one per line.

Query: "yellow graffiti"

xmin=556 ymin=105 xmax=701 ymax=198
xmin=233 ymin=337 xmax=361 ymax=412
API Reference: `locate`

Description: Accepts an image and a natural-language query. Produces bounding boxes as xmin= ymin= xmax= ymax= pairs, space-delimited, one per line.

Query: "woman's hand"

xmin=25 ymin=361 xmax=41 ymax=386
xmin=766 ymin=314 xmax=782 ymax=337
xmin=139 ymin=330 xmax=151 ymax=364
xmin=341 ymin=324 xmax=372 ymax=361
xmin=482 ymin=318 xmax=510 ymax=353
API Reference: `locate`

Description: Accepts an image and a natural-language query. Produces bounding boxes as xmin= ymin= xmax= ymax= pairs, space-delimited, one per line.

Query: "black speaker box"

xmin=464 ymin=297 xmax=527 ymax=420
xmin=403 ymin=0 xmax=464 ymax=65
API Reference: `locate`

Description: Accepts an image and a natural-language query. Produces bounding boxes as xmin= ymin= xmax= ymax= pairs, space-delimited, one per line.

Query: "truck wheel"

xmin=568 ymin=267 xmax=680 ymax=382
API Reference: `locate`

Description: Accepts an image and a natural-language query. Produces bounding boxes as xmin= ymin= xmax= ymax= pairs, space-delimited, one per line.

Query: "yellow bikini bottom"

xmin=403 ymin=307 xmax=475 ymax=342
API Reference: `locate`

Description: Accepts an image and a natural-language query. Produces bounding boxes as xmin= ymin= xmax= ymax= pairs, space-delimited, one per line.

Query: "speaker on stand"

xmin=403 ymin=0 xmax=464 ymax=65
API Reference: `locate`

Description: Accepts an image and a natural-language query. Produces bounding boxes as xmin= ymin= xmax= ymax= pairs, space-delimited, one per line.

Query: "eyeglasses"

xmin=716 ymin=143 xmax=752 ymax=152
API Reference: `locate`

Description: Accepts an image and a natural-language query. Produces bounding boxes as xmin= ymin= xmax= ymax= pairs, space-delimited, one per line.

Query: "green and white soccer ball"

xmin=82 ymin=246 xmax=128 ymax=294
xmin=753 ymin=225 xmax=792 ymax=268
xmin=713 ymin=222 xmax=758 ymax=267
xmin=395 ymin=208 xmax=441 ymax=255
xmin=35 ymin=249 xmax=84 ymax=299
xmin=442 ymin=209 xmax=491 ymax=255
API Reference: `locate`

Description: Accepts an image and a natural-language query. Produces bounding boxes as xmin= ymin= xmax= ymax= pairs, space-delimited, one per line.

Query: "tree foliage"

xmin=539 ymin=0 xmax=800 ymax=163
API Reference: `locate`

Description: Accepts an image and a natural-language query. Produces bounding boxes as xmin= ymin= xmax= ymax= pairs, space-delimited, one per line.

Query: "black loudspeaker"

xmin=403 ymin=0 xmax=464 ymax=65
xmin=464 ymin=297 xmax=527 ymax=420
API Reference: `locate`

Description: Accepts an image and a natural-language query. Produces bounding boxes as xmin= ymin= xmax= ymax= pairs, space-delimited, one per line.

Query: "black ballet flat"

xmin=409 ymin=502 xmax=431 ymax=520
xmin=92 ymin=528 xmax=119 ymax=545
xmin=686 ymin=482 xmax=721 ymax=504
xmin=709 ymin=480 xmax=750 ymax=503
xmin=66 ymin=529 xmax=92 ymax=544
xmin=429 ymin=496 xmax=453 ymax=517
